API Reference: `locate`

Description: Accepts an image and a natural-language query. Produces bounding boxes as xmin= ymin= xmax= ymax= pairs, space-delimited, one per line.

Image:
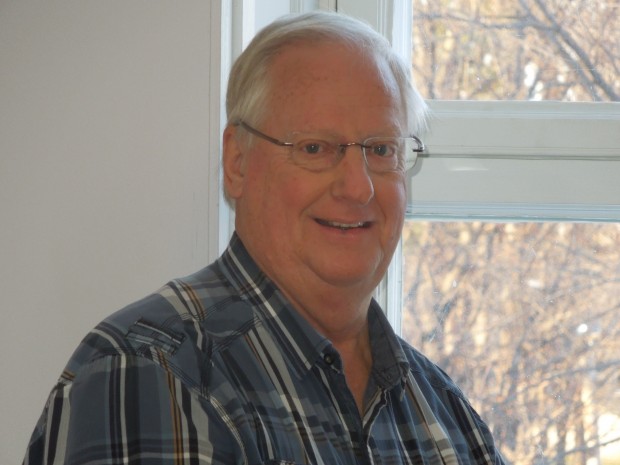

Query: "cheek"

xmin=243 ymin=155 xmax=283 ymax=201
xmin=380 ymin=176 xmax=407 ymax=215
xmin=394 ymin=180 xmax=407 ymax=208
xmin=243 ymin=161 xmax=312 ymax=224
xmin=276 ymin=175 xmax=321 ymax=226
xmin=378 ymin=179 xmax=408 ymax=243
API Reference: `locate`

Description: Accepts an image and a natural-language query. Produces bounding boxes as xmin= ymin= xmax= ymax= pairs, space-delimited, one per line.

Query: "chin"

xmin=317 ymin=263 xmax=385 ymax=289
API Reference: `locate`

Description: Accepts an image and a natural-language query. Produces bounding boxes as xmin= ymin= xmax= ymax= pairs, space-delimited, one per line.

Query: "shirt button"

xmin=323 ymin=353 xmax=335 ymax=365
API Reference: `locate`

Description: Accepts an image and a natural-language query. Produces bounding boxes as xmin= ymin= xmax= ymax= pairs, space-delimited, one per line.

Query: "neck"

xmin=278 ymin=284 xmax=374 ymax=413
xmin=277 ymin=278 xmax=373 ymax=340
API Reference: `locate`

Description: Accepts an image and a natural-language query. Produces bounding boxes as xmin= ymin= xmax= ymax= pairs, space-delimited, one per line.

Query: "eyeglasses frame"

xmin=233 ymin=120 xmax=426 ymax=172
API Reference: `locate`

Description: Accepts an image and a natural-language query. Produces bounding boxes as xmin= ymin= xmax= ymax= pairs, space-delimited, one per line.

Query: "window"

xmin=400 ymin=0 xmax=620 ymax=463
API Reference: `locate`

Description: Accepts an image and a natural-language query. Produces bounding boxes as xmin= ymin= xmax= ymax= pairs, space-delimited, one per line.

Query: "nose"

xmin=330 ymin=145 xmax=375 ymax=204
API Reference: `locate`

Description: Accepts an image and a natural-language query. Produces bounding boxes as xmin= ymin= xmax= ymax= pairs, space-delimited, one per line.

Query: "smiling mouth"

xmin=315 ymin=219 xmax=371 ymax=231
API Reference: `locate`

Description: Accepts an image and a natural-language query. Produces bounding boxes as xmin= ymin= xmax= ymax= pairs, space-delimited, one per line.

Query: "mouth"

xmin=315 ymin=219 xmax=371 ymax=231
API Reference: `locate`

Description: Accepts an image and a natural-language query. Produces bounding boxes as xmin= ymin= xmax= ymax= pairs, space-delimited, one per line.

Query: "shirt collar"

xmin=219 ymin=233 xmax=330 ymax=377
xmin=219 ymin=232 xmax=410 ymax=387
xmin=367 ymin=301 xmax=411 ymax=390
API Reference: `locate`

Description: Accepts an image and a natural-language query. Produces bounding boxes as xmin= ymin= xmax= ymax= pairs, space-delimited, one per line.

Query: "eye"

xmin=295 ymin=140 xmax=330 ymax=155
xmin=303 ymin=142 xmax=322 ymax=154
xmin=369 ymin=140 xmax=398 ymax=157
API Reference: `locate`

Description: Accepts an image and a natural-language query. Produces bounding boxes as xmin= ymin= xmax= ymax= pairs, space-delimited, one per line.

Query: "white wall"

xmin=0 ymin=2 xmax=214 ymax=463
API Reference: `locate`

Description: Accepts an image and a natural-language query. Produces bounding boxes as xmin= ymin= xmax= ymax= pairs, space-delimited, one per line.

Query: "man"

xmin=23 ymin=11 xmax=505 ymax=465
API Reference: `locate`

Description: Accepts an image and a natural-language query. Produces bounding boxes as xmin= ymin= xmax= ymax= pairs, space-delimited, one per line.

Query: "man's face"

xmin=225 ymin=41 xmax=408 ymax=301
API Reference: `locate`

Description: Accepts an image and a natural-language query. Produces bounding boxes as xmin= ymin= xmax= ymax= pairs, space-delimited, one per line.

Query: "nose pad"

xmin=337 ymin=142 xmax=369 ymax=168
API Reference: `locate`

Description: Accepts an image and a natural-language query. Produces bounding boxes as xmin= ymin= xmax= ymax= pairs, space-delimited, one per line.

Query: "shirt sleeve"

xmin=22 ymin=354 xmax=244 ymax=465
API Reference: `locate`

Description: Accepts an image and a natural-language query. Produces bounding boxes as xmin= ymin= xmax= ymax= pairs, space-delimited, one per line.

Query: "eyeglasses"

xmin=234 ymin=120 xmax=425 ymax=173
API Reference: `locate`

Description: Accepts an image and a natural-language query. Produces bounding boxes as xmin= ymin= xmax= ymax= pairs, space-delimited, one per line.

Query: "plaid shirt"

xmin=23 ymin=233 xmax=505 ymax=465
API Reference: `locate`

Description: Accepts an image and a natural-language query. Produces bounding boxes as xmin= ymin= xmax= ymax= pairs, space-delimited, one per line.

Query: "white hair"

xmin=225 ymin=10 xmax=428 ymax=136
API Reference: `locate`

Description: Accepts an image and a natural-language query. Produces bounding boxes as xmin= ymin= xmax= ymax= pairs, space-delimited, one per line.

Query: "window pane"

xmin=412 ymin=0 xmax=620 ymax=101
xmin=402 ymin=221 xmax=620 ymax=464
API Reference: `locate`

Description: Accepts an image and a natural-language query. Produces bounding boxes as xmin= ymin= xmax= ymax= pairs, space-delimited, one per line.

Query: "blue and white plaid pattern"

xmin=23 ymin=233 xmax=505 ymax=465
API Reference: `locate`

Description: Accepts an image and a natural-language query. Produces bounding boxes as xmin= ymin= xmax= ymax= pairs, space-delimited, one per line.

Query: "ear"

xmin=222 ymin=125 xmax=246 ymax=200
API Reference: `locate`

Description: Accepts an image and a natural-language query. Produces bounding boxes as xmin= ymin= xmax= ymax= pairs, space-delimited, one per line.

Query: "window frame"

xmin=410 ymin=99 xmax=620 ymax=222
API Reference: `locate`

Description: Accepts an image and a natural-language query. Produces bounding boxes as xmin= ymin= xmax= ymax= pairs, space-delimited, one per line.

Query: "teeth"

xmin=332 ymin=221 xmax=364 ymax=229
xmin=317 ymin=219 xmax=368 ymax=230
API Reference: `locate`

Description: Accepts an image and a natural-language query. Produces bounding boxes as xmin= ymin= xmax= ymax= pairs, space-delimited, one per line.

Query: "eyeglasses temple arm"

xmin=411 ymin=135 xmax=426 ymax=153
xmin=234 ymin=120 xmax=293 ymax=147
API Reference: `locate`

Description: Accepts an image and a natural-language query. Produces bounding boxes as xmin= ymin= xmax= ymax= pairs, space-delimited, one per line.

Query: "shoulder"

xmin=398 ymin=338 xmax=505 ymax=462
xmin=398 ymin=336 xmax=468 ymax=400
xmin=63 ymin=263 xmax=255 ymax=390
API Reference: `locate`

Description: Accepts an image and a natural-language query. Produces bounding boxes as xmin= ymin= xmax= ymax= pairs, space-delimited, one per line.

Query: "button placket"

xmin=323 ymin=352 xmax=335 ymax=366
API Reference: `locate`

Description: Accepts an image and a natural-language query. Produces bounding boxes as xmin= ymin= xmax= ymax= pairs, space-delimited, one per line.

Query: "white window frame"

xmin=210 ymin=1 xmax=620 ymax=334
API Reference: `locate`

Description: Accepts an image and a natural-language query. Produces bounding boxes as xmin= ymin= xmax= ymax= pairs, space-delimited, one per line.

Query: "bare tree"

xmin=402 ymin=222 xmax=620 ymax=464
xmin=412 ymin=0 xmax=620 ymax=101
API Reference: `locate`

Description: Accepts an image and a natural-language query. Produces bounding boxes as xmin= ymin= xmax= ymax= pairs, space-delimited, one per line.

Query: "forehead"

xmin=264 ymin=41 xmax=404 ymax=132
